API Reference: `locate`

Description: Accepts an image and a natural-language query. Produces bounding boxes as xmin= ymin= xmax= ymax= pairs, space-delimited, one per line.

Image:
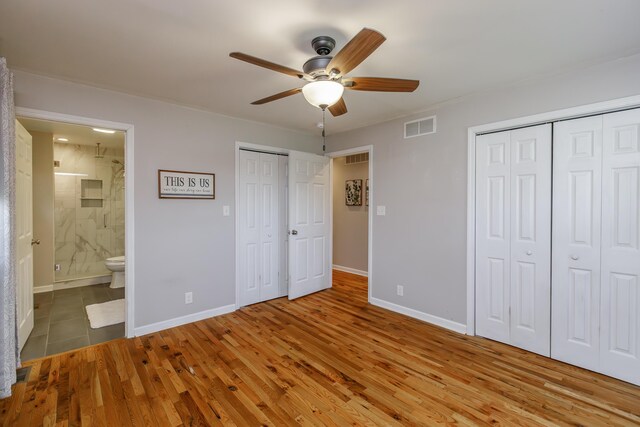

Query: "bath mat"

xmin=86 ymin=299 xmax=125 ymax=329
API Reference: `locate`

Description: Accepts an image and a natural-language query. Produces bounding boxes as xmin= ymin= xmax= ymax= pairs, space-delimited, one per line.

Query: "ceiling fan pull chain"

xmin=322 ymin=108 xmax=326 ymax=153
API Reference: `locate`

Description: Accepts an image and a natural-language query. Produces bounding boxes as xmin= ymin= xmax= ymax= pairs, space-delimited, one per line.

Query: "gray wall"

xmin=326 ymin=53 xmax=640 ymax=325
xmin=30 ymin=130 xmax=55 ymax=289
xmin=332 ymin=157 xmax=368 ymax=272
xmin=13 ymin=70 xmax=320 ymax=329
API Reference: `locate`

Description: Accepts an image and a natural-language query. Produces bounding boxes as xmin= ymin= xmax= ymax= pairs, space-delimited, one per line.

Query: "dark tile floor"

xmin=20 ymin=283 xmax=125 ymax=361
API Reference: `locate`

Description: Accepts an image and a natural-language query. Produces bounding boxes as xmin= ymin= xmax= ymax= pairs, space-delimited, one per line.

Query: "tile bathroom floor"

xmin=20 ymin=283 xmax=125 ymax=361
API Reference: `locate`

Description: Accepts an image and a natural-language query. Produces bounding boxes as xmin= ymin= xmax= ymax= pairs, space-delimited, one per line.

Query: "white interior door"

xmin=599 ymin=108 xmax=640 ymax=385
xmin=288 ymin=150 xmax=331 ymax=300
xmin=16 ymin=120 xmax=34 ymax=351
xmin=476 ymin=124 xmax=551 ymax=356
xmin=238 ymin=150 xmax=282 ymax=306
xmin=552 ymin=116 xmax=603 ymax=371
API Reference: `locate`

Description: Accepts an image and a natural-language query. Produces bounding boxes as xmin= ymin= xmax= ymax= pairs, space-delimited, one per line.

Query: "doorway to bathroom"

xmin=15 ymin=113 xmax=132 ymax=361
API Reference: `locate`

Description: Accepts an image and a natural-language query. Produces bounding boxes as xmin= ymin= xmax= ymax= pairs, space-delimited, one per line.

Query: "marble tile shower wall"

xmin=54 ymin=143 xmax=124 ymax=282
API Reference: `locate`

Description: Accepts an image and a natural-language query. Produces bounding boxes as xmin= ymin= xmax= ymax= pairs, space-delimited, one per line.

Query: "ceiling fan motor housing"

xmin=303 ymin=55 xmax=332 ymax=76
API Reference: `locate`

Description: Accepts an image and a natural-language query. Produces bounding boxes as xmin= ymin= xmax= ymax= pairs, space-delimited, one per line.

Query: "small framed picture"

xmin=345 ymin=179 xmax=363 ymax=206
xmin=365 ymin=179 xmax=369 ymax=206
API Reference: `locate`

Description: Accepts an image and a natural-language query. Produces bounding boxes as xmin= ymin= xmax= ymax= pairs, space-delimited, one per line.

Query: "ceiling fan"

xmin=229 ymin=28 xmax=420 ymax=117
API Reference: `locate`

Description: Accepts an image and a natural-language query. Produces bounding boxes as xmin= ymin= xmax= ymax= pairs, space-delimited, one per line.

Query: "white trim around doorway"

xmin=15 ymin=107 xmax=136 ymax=338
xmin=466 ymin=94 xmax=640 ymax=336
xmin=325 ymin=145 xmax=374 ymax=304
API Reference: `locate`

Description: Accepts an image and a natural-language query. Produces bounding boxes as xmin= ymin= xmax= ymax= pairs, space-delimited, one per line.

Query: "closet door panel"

xmin=239 ymin=150 xmax=262 ymax=306
xmin=600 ymin=109 xmax=640 ymax=385
xmin=259 ymin=153 xmax=280 ymax=302
xmin=552 ymin=116 xmax=603 ymax=370
xmin=509 ymin=124 xmax=551 ymax=356
xmin=476 ymin=131 xmax=511 ymax=344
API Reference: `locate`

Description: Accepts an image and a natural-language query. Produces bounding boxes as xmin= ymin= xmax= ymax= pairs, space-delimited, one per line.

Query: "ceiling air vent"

xmin=404 ymin=115 xmax=436 ymax=139
xmin=345 ymin=152 xmax=369 ymax=165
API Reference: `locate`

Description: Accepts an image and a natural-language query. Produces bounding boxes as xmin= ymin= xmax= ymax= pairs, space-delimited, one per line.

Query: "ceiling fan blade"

xmin=326 ymin=28 xmax=386 ymax=77
xmin=329 ymin=97 xmax=347 ymax=117
xmin=344 ymin=77 xmax=419 ymax=92
xmin=230 ymin=52 xmax=305 ymax=79
xmin=251 ymin=88 xmax=302 ymax=105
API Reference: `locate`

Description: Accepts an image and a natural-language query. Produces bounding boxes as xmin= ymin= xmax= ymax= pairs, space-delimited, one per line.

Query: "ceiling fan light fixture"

xmin=302 ymin=80 xmax=344 ymax=109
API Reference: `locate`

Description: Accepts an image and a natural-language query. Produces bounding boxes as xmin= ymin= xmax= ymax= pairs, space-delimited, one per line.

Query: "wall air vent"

xmin=404 ymin=115 xmax=436 ymax=139
xmin=345 ymin=152 xmax=369 ymax=165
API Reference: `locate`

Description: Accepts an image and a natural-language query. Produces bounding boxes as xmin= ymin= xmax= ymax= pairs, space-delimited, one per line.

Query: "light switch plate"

xmin=376 ymin=206 xmax=386 ymax=216
xmin=223 ymin=205 xmax=230 ymax=216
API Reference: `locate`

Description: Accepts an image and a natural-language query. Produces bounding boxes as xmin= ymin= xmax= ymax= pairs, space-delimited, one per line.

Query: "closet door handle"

xmin=570 ymin=255 xmax=579 ymax=260
xmin=526 ymin=250 xmax=533 ymax=256
xmin=291 ymin=230 xmax=298 ymax=235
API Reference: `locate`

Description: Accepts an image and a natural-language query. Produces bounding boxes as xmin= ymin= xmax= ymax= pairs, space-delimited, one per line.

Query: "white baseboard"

xmin=34 ymin=276 xmax=112 ymax=293
xmin=332 ymin=264 xmax=368 ymax=277
xmin=134 ymin=304 xmax=236 ymax=336
xmin=54 ymin=275 xmax=112 ymax=290
xmin=34 ymin=284 xmax=54 ymax=294
xmin=370 ymin=297 xmax=467 ymax=335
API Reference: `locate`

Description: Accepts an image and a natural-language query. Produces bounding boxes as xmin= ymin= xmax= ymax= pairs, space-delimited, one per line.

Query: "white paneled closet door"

xmin=239 ymin=150 xmax=283 ymax=307
xmin=552 ymin=116 xmax=603 ymax=370
xmin=553 ymin=109 xmax=640 ymax=385
xmin=600 ymin=109 xmax=640 ymax=385
xmin=476 ymin=124 xmax=551 ymax=356
xmin=476 ymin=130 xmax=511 ymax=344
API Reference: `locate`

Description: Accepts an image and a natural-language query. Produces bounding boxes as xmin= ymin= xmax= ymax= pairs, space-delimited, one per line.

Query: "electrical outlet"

xmin=223 ymin=205 xmax=230 ymax=216
xmin=376 ymin=205 xmax=386 ymax=216
xmin=54 ymin=264 xmax=61 ymax=271
xmin=185 ymin=292 xmax=193 ymax=304
xmin=397 ymin=285 xmax=404 ymax=296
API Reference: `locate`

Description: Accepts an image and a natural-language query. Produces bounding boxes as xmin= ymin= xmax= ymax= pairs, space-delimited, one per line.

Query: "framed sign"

xmin=158 ymin=170 xmax=215 ymax=199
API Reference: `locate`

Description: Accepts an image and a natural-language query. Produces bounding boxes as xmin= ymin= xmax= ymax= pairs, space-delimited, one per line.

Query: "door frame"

xmin=466 ymin=94 xmax=640 ymax=336
xmin=326 ymin=145 xmax=374 ymax=304
xmin=15 ymin=107 xmax=136 ymax=338
xmin=234 ymin=141 xmax=291 ymax=309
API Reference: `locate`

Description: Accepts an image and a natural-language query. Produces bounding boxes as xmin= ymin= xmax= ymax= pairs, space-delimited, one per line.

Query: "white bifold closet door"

xmin=476 ymin=124 xmax=551 ymax=356
xmin=553 ymin=109 xmax=640 ymax=385
xmin=238 ymin=150 xmax=285 ymax=306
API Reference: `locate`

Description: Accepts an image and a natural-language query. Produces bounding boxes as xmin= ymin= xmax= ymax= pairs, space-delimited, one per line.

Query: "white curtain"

xmin=0 ymin=57 xmax=18 ymax=399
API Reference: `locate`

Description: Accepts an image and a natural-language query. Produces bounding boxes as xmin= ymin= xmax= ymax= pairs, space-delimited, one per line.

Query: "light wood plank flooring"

xmin=2 ymin=270 xmax=639 ymax=426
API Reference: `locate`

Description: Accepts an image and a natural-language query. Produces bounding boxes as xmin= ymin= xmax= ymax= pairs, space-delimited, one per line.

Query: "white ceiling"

xmin=18 ymin=117 xmax=125 ymax=149
xmin=2 ymin=0 xmax=640 ymax=135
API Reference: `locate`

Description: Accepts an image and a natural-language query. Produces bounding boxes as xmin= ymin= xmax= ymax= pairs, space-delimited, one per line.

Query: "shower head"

xmin=94 ymin=142 xmax=104 ymax=159
xmin=112 ymin=160 xmax=122 ymax=165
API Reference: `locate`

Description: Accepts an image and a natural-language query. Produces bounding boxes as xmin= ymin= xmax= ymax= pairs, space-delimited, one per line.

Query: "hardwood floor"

xmin=2 ymin=270 xmax=639 ymax=426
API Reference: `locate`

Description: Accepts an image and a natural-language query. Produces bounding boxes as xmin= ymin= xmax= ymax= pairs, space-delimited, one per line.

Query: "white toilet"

xmin=104 ymin=256 xmax=125 ymax=289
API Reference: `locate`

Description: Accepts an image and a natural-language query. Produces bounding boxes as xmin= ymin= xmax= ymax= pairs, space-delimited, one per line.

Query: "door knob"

xmin=526 ymin=250 xmax=533 ymax=256
xmin=31 ymin=239 xmax=41 ymax=246
xmin=571 ymin=255 xmax=579 ymax=260
xmin=291 ymin=230 xmax=298 ymax=235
